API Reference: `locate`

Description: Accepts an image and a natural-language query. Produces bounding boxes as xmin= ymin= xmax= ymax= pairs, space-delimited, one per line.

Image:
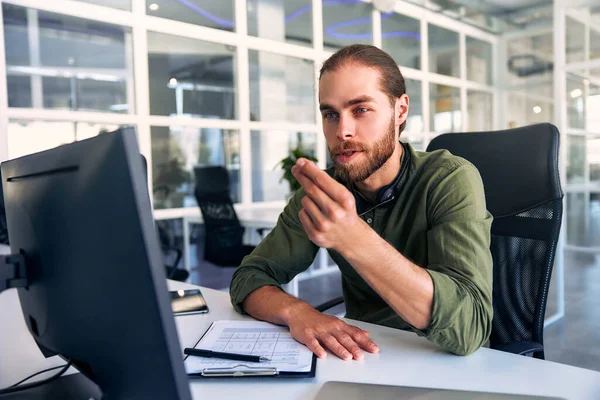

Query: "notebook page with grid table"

xmin=184 ymin=320 xmax=315 ymax=377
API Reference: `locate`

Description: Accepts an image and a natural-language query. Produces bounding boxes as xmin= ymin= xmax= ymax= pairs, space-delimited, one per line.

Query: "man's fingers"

xmin=333 ymin=331 xmax=364 ymax=360
xmin=295 ymin=169 xmax=335 ymax=213
xmin=304 ymin=338 xmax=327 ymax=359
xmin=301 ymin=196 xmax=329 ymax=232
xmin=320 ymin=334 xmax=353 ymax=361
xmin=293 ymin=158 xmax=348 ymax=202
xmin=298 ymin=209 xmax=316 ymax=237
xmin=349 ymin=327 xmax=379 ymax=354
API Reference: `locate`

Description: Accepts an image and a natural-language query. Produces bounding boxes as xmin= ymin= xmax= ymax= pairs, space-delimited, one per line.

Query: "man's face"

xmin=319 ymin=64 xmax=405 ymax=184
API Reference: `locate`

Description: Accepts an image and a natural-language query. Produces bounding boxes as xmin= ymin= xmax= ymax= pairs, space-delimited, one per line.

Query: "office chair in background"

xmin=316 ymin=123 xmax=563 ymax=360
xmin=193 ymin=165 xmax=255 ymax=267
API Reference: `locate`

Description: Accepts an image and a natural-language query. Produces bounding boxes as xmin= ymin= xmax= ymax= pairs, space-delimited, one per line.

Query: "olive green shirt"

xmin=230 ymin=143 xmax=493 ymax=356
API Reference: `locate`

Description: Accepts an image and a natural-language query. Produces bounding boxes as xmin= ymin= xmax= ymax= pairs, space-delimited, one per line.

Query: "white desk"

xmin=153 ymin=206 xmax=338 ymax=296
xmin=2 ymin=281 xmax=600 ymax=399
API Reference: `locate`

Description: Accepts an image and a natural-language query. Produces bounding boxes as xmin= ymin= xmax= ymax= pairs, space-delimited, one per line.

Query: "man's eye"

xmin=356 ymin=107 xmax=368 ymax=113
xmin=324 ymin=112 xmax=338 ymax=120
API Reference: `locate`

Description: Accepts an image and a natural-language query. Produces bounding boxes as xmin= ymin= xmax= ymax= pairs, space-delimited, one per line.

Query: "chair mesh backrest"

xmin=426 ymin=123 xmax=564 ymax=350
xmin=490 ymin=198 xmax=562 ymax=347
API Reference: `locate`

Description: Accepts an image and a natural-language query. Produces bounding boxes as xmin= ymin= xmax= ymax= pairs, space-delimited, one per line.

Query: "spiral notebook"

xmin=184 ymin=320 xmax=317 ymax=378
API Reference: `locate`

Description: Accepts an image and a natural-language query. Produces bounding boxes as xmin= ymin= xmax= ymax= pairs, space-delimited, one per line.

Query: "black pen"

xmin=184 ymin=348 xmax=271 ymax=363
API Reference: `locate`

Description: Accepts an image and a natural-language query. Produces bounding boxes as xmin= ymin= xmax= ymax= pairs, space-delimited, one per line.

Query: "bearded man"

xmin=229 ymin=44 xmax=493 ymax=358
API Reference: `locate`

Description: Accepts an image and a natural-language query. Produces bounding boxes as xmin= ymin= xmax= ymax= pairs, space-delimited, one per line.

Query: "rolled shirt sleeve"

xmin=422 ymin=161 xmax=493 ymax=355
xmin=229 ymin=188 xmax=319 ymax=314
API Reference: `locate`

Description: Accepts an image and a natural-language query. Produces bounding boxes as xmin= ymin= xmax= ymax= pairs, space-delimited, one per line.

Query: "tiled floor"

xmin=186 ymin=247 xmax=600 ymax=373
xmin=544 ymin=251 xmax=600 ymax=372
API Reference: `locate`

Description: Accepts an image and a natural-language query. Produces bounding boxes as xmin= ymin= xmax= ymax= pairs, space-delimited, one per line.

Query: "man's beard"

xmin=330 ymin=117 xmax=396 ymax=184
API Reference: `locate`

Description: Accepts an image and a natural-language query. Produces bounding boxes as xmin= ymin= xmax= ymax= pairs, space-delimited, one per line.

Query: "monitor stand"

xmin=0 ymin=373 xmax=102 ymax=400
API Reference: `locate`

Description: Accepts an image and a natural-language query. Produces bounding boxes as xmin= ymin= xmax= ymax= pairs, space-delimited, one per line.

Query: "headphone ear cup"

xmin=377 ymin=187 xmax=394 ymax=203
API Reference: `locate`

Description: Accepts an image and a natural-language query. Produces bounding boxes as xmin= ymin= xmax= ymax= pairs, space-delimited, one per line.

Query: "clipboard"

xmin=184 ymin=320 xmax=317 ymax=379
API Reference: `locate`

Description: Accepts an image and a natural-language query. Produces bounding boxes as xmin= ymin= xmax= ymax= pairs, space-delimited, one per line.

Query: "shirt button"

xmin=367 ymin=218 xmax=373 ymax=224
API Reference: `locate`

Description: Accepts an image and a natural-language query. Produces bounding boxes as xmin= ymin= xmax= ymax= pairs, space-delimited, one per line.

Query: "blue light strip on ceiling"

xmin=175 ymin=0 xmax=235 ymax=28
xmin=173 ymin=0 xmax=420 ymax=40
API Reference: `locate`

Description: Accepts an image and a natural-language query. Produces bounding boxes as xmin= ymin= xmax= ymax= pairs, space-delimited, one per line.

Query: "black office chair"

xmin=426 ymin=123 xmax=563 ymax=359
xmin=140 ymin=155 xmax=189 ymax=282
xmin=316 ymin=123 xmax=563 ymax=360
xmin=193 ymin=166 xmax=255 ymax=267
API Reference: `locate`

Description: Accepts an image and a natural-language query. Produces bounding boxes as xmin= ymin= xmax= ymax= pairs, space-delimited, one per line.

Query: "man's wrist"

xmin=280 ymin=299 xmax=316 ymax=326
xmin=334 ymin=218 xmax=375 ymax=258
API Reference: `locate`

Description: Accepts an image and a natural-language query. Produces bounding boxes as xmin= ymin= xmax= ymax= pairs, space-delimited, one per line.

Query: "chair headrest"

xmin=193 ymin=166 xmax=230 ymax=197
xmin=426 ymin=123 xmax=563 ymax=218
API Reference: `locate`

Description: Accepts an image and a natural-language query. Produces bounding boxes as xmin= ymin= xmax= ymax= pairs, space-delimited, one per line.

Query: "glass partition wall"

xmin=0 ymin=0 xmax=497 ymax=209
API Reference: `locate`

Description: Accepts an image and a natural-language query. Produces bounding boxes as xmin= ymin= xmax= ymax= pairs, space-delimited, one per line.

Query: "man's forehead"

xmin=319 ymin=65 xmax=386 ymax=104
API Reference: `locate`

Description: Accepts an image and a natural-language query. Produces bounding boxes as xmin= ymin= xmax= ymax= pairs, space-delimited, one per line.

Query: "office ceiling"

xmin=406 ymin=0 xmax=554 ymax=32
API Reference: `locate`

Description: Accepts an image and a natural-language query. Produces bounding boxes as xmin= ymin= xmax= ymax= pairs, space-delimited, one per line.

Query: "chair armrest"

xmin=314 ymin=296 xmax=344 ymax=313
xmin=493 ymin=341 xmax=544 ymax=356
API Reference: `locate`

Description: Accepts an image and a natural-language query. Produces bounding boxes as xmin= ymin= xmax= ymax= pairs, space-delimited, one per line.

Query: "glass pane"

xmin=467 ymin=91 xmax=493 ymax=132
xmin=430 ymin=84 xmax=461 ymax=133
xmin=2 ymin=4 xmax=133 ymax=113
xmin=506 ymin=93 xmax=526 ymax=129
xmin=466 ymin=36 xmax=493 ymax=85
xmin=148 ymin=32 xmax=237 ymax=119
xmin=588 ymin=136 xmax=600 ymax=183
xmin=567 ymin=192 xmax=600 ymax=247
xmin=249 ymin=50 xmax=314 ymax=124
xmin=525 ymin=98 xmax=553 ymax=125
xmin=41 ymin=77 xmax=128 ymax=112
xmin=506 ymin=33 xmax=553 ymax=88
xmin=405 ymin=78 xmax=423 ymax=134
xmin=75 ymin=0 xmax=131 ymax=10
xmin=146 ymin=0 xmax=234 ymax=32
xmin=251 ymin=131 xmax=317 ymax=202
xmin=7 ymin=76 xmax=32 ymax=108
xmin=428 ymin=24 xmax=459 ymax=77
xmin=401 ymin=135 xmax=424 ymax=151
xmin=7 ymin=120 xmax=122 ymax=159
xmin=567 ymin=192 xmax=586 ymax=246
xmin=248 ymin=0 xmax=312 ymax=47
xmin=566 ymin=17 xmax=585 ymax=64
xmin=151 ymin=126 xmax=240 ymax=209
xmin=587 ymin=83 xmax=600 ymax=132
xmin=323 ymin=1 xmax=372 ymax=52
xmin=567 ymin=135 xmax=585 ymax=184
xmin=590 ymin=29 xmax=600 ymax=61
xmin=381 ymin=13 xmax=420 ymax=70
xmin=567 ymin=74 xmax=585 ymax=129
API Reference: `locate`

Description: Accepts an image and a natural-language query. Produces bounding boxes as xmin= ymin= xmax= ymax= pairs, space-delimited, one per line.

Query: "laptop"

xmin=314 ymin=381 xmax=565 ymax=400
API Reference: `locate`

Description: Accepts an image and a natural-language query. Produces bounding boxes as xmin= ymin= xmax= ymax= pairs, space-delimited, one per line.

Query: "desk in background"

xmin=1 ymin=280 xmax=599 ymax=399
xmin=153 ymin=205 xmax=339 ymax=296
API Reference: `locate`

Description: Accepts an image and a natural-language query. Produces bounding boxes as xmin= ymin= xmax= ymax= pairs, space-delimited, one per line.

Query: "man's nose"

xmin=336 ymin=115 xmax=355 ymax=141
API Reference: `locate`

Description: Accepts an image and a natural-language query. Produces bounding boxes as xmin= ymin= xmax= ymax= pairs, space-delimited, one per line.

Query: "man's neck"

xmin=355 ymin=142 xmax=403 ymax=203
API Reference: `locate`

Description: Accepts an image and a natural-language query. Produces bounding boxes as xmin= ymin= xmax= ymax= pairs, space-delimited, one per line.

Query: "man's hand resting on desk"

xmin=285 ymin=303 xmax=379 ymax=361
xmin=242 ymin=286 xmax=379 ymax=361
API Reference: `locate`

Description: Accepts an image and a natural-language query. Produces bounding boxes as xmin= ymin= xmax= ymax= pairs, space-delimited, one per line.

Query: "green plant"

xmin=277 ymin=147 xmax=318 ymax=192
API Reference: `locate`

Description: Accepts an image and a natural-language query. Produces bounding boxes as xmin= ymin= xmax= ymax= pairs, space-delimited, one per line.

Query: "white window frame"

xmin=0 ymin=0 xmax=498 ymax=211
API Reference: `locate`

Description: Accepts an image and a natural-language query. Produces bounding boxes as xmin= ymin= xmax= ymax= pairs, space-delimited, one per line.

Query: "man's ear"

xmin=395 ymin=94 xmax=409 ymax=128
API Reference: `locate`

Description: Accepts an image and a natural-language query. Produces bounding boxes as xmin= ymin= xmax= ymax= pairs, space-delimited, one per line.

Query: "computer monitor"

xmin=0 ymin=128 xmax=192 ymax=399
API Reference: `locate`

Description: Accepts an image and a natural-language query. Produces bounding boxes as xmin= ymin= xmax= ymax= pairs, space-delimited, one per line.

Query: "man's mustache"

xmin=330 ymin=142 xmax=368 ymax=155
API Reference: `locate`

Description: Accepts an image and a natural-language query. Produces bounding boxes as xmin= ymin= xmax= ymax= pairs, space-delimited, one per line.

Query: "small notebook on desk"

xmin=184 ymin=320 xmax=317 ymax=378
